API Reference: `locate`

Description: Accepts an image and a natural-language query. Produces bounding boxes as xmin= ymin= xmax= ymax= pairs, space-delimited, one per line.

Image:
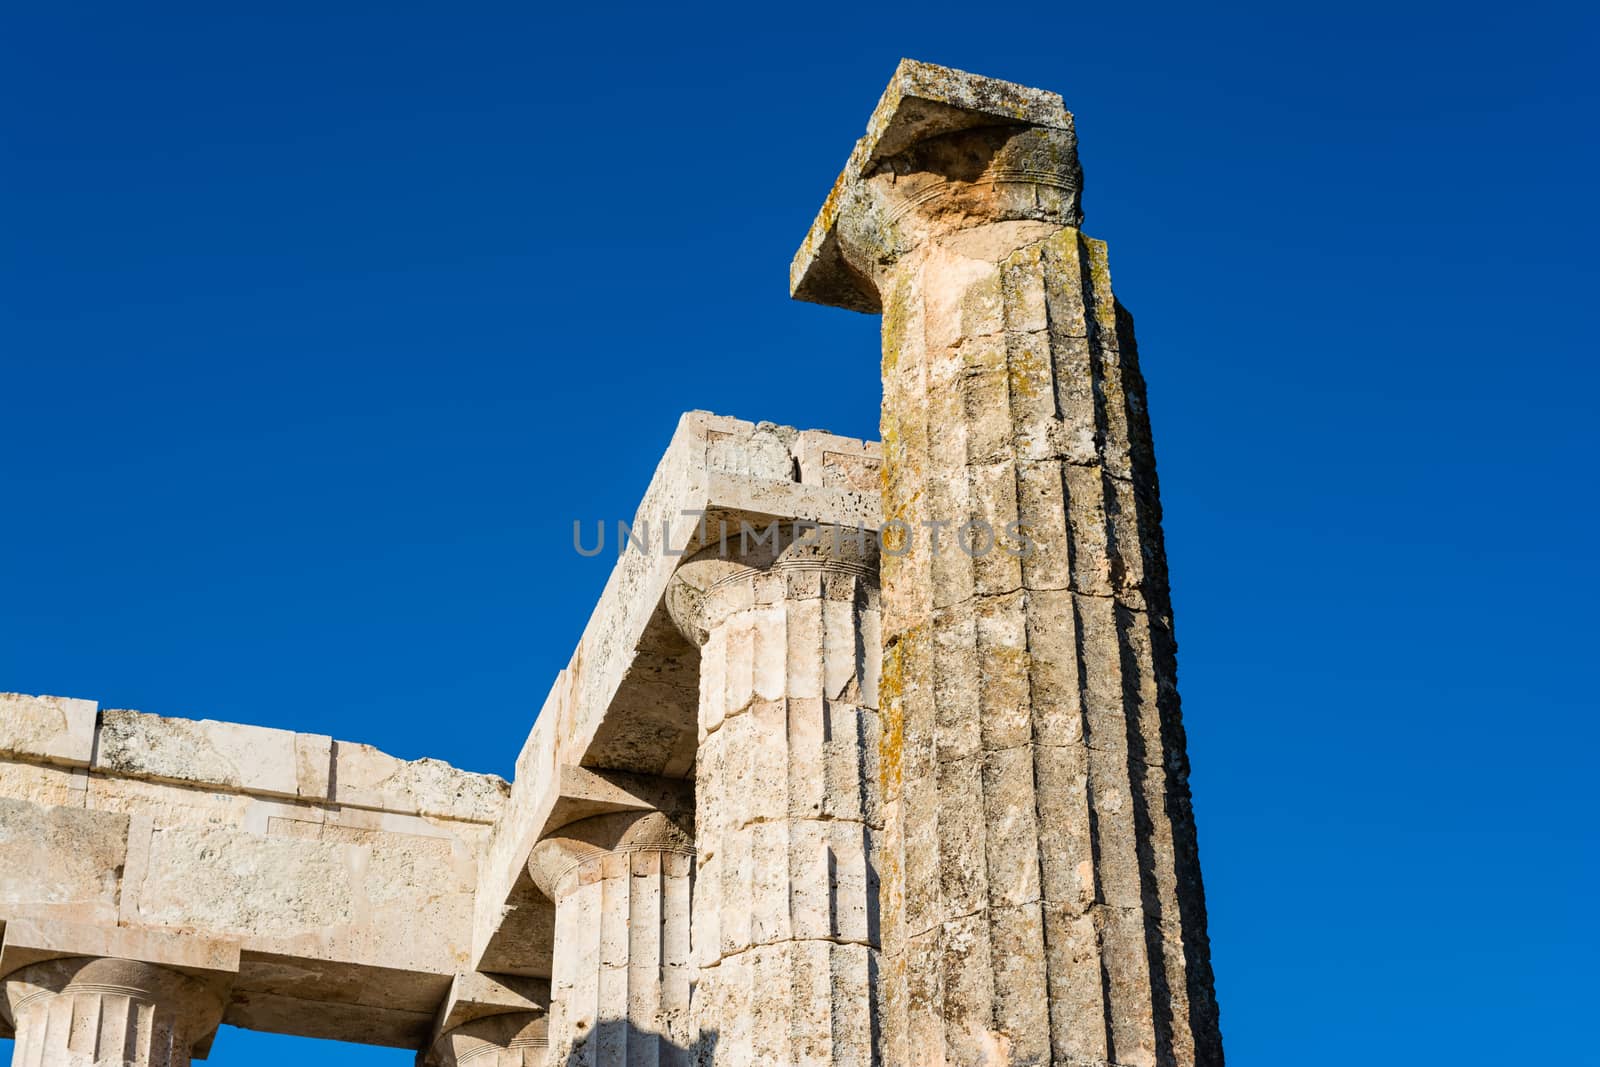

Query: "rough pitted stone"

xmin=669 ymin=527 xmax=882 ymax=1066
xmin=0 ymin=694 xmax=98 ymax=768
xmin=0 ymin=925 xmax=237 ymax=1066
xmin=0 ymin=799 xmax=127 ymax=927
xmin=3 ymin=958 xmax=224 ymax=1067
xmin=792 ymin=59 xmax=1079 ymax=314
xmin=794 ymin=59 xmax=1222 ymax=1067
xmin=529 ymin=809 xmax=695 ymax=1067
xmin=0 ymin=701 xmax=507 ymax=1050
xmin=95 ymin=710 xmax=299 ymax=796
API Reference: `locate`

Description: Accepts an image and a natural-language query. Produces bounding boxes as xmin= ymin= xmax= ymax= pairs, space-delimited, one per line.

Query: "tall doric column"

xmin=792 ymin=61 xmax=1224 ymax=1066
xmin=425 ymin=1012 xmax=548 ymax=1067
xmin=3 ymin=958 xmax=224 ymax=1067
xmin=667 ymin=527 xmax=881 ymax=1066
xmin=528 ymin=809 xmax=695 ymax=1066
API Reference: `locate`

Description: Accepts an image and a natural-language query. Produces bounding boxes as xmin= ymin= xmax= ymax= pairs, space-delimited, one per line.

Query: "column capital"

xmin=526 ymin=810 xmax=694 ymax=899
xmin=420 ymin=971 xmax=549 ymax=1067
xmin=422 ymin=1011 xmax=548 ymax=1067
xmin=665 ymin=524 xmax=879 ymax=646
xmin=791 ymin=58 xmax=1083 ymax=313
xmin=531 ymin=810 xmax=695 ymax=1062
xmin=3 ymin=957 xmax=226 ymax=1065
xmin=0 ymin=918 xmax=238 ymax=1062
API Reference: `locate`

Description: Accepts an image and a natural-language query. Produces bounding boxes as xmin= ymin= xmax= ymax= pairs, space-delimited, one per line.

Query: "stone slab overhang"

xmin=470 ymin=411 xmax=881 ymax=978
xmin=790 ymin=58 xmax=1075 ymax=313
xmin=0 ymin=693 xmax=508 ymax=1049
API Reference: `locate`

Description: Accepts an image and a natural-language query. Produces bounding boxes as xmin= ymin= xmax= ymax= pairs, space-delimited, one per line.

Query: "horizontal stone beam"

xmin=0 ymin=693 xmax=505 ymax=823
xmin=0 ymin=695 xmax=511 ymax=1049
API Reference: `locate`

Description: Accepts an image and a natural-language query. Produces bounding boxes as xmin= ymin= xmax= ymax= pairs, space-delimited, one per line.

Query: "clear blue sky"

xmin=3 ymin=2 xmax=1596 ymax=1064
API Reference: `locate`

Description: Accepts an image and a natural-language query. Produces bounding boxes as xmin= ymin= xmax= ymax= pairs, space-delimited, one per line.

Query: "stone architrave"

xmin=528 ymin=810 xmax=695 ymax=1066
xmin=667 ymin=526 xmax=882 ymax=1066
xmin=793 ymin=60 xmax=1225 ymax=1066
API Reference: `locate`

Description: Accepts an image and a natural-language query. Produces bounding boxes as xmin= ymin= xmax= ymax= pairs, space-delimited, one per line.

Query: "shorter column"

xmin=425 ymin=1012 xmax=548 ymax=1067
xmin=667 ymin=526 xmax=882 ymax=1066
xmin=3 ymin=957 xmax=224 ymax=1067
xmin=529 ymin=809 xmax=695 ymax=1067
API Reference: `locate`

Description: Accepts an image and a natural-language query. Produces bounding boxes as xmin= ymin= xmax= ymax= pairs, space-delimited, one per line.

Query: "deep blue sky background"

xmin=3 ymin=2 xmax=1597 ymax=1063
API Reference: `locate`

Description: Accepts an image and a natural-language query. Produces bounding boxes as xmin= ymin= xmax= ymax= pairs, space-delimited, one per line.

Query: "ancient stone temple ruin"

xmin=0 ymin=61 xmax=1223 ymax=1066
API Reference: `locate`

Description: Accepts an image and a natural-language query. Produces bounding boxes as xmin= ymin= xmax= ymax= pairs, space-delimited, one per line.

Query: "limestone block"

xmin=331 ymin=741 xmax=508 ymax=824
xmin=791 ymin=431 xmax=881 ymax=492
xmin=0 ymin=797 xmax=127 ymax=926
xmin=130 ymin=825 xmax=360 ymax=939
xmin=295 ymin=732 xmax=334 ymax=799
xmin=224 ymin=950 xmax=450 ymax=1048
xmin=95 ymin=710 xmax=307 ymax=799
xmin=0 ymin=916 xmax=241 ymax=980
xmin=3 ymin=957 xmax=226 ymax=1067
xmin=0 ymin=693 xmax=97 ymax=767
xmin=126 ymin=823 xmax=477 ymax=975
xmin=85 ymin=774 xmax=253 ymax=828
xmin=429 ymin=971 xmax=549 ymax=1038
xmin=705 ymin=420 xmax=798 ymax=481
xmin=0 ymin=760 xmax=87 ymax=808
xmin=224 ymin=989 xmax=437 ymax=1049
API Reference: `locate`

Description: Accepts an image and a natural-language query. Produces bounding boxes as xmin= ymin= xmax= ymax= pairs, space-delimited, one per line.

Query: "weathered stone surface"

xmin=794 ymin=58 xmax=1222 ymax=1067
xmin=96 ymin=710 xmax=309 ymax=799
xmin=0 ymin=799 xmax=127 ymax=927
xmin=0 ymin=919 xmax=240 ymax=1064
xmin=86 ymin=774 xmax=253 ymax=828
xmin=529 ymin=809 xmax=695 ymax=1067
xmin=0 ymin=699 xmax=508 ymax=1051
xmin=0 ymin=762 xmax=86 ymax=809
xmin=223 ymin=951 xmax=448 ymax=1049
xmin=424 ymin=1011 xmax=548 ymax=1067
xmin=0 ymin=694 xmax=97 ymax=768
xmin=792 ymin=59 xmax=1077 ymax=315
xmin=332 ymin=742 xmax=507 ymax=824
xmin=3 ymin=957 xmax=224 ymax=1067
xmin=427 ymin=971 xmax=549 ymax=1042
xmin=669 ymin=528 xmax=882 ymax=1066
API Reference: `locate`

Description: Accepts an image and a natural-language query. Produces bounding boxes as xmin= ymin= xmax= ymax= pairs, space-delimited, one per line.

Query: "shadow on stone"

xmin=561 ymin=1022 xmax=717 ymax=1067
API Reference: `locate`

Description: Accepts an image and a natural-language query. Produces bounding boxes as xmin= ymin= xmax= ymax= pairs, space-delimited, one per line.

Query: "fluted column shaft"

xmin=668 ymin=531 xmax=882 ymax=1066
xmin=3 ymin=958 xmax=222 ymax=1067
xmin=529 ymin=810 xmax=694 ymax=1067
xmin=808 ymin=112 xmax=1223 ymax=1066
